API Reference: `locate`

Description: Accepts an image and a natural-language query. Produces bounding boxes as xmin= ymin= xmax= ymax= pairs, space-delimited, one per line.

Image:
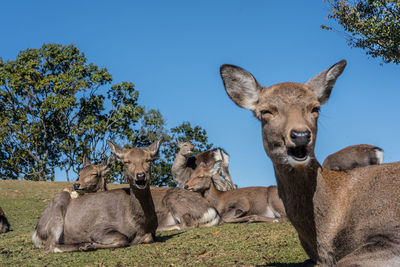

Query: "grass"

xmin=0 ymin=180 xmax=308 ymax=266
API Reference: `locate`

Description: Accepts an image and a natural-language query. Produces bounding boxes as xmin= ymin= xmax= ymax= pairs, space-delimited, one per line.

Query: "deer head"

xmin=106 ymin=139 xmax=163 ymax=190
xmin=220 ymin=60 xmax=346 ymax=168
xmin=178 ymin=141 xmax=195 ymax=157
xmin=185 ymin=161 xmax=222 ymax=193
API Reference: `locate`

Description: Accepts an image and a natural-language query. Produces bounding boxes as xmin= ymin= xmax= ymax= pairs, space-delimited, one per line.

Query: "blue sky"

xmin=1 ymin=1 xmax=399 ymax=187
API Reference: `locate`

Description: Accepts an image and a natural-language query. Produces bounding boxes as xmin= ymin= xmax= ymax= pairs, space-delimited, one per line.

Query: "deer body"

xmin=186 ymin=162 xmax=286 ymax=223
xmin=172 ymin=142 xmax=235 ymax=190
xmin=33 ymin=141 xmax=161 ymax=253
xmin=323 ymin=144 xmax=384 ymax=171
xmin=0 ymin=206 xmax=10 ymax=233
xmin=220 ymin=60 xmax=400 ymax=266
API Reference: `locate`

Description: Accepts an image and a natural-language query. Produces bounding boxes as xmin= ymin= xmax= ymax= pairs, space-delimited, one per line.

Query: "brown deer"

xmin=64 ymin=148 xmax=221 ymax=232
xmin=185 ymin=161 xmax=286 ymax=223
xmin=32 ymin=140 xmax=161 ymax=253
xmin=220 ymin=60 xmax=400 ymax=266
xmin=323 ymin=144 xmax=384 ymax=171
xmin=172 ymin=141 xmax=235 ymax=190
xmin=0 ymin=206 xmax=10 ymax=233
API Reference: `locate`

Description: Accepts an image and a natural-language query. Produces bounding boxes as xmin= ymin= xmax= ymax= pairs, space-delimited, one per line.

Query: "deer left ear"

xmin=83 ymin=155 xmax=91 ymax=167
xmin=305 ymin=60 xmax=347 ymax=104
xmin=106 ymin=140 xmax=126 ymax=160
xmin=145 ymin=138 xmax=163 ymax=158
xmin=212 ymin=161 xmax=222 ymax=176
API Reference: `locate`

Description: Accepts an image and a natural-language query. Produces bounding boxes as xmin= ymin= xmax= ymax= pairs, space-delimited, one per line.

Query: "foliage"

xmin=0 ymin=180 xmax=308 ymax=266
xmin=0 ymin=43 xmax=212 ymax=185
xmin=323 ymin=0 xmax=400 ymax=64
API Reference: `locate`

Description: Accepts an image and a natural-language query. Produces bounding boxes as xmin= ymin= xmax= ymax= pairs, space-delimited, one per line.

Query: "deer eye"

xmin=260 ymin=110 xmax=272 ymax=115
xmin=312 ymin=106 xmax=320 ymax=113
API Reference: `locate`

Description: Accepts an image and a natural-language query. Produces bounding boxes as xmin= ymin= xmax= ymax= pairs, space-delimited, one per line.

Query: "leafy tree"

xmin=0 ymin=43 xmax=213 ymax=186
xmin=323 ymin=0 xmax=400 ymax=64
xmin=0 ymin=44 xmax=145 ymax=181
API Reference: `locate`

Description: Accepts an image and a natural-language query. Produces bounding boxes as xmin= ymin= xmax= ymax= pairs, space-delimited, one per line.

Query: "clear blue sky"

xmin=1 ymin=1 xmax=399 ymax=187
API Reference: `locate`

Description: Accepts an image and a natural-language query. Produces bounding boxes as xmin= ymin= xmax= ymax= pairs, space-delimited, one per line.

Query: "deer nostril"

xmin=136 ymin=173 xmax=145 ymax=181
xmin=184 ymin=185 xmax=188 ymax=189
xmin=290 ymin=130 xmax=311 ymax=146
xmin=73 ymin=183 xmax=80 ymax=190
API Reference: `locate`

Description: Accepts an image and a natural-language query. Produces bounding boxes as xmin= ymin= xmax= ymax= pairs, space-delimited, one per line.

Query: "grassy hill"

xmin=0 ymin=180 xmax=307 ymax=266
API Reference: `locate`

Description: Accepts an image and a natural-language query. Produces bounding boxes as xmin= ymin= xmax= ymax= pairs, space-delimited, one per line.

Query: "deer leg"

xmin=223 ymin=215 xmax=283 ymax=223
xmin=89 ymin=230 xmax=130 ymax=249
xmin=50 ymin=243 xmax=95 ymax=253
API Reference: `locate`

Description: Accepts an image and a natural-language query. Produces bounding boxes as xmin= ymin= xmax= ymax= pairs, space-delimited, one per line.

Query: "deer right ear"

xmin=212 ymin=160 xmax=222 ymax=176
xmin=106 ymin=140 xmax=126 ymax=160
xmin=220 ymin=64 xmax=262 ymax=111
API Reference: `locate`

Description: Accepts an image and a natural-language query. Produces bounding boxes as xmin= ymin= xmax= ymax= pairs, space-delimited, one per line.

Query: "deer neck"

xmin=273 ymin=158 xmax=327 ymax=261
xmin=203 ymin=180 xmax=224 ymax=210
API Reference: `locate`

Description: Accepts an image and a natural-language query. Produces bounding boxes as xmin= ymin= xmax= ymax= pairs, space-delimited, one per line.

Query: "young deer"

xmin=172 ymin=141 xmax=235 ymax=190
xmin=0 ymin=206 xmax=10 ymax=233
xmin=33 ymin=140 xmax=161 ymax=253
xmin=323 ymin=144 xmax=384 ymax=171
xmin=221 ymin=60 xmax=400 ymax=266
xmin=185 ymin=161 xmax=286 ymax=223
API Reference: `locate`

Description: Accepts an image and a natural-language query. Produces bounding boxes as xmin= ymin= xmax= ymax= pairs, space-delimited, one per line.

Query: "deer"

xmin=172 ymin=141 xmax=236 ymax=191
xmin=185 ymin=161 xmax=286 ymax=223
xmin=0 ymin=206 xmax=10 ymax=233
xmin=220 ymin=60 xmax=400 ymax=266
xmin=323 ymin=144 xmax=384 ymax=171
xmin=32 ymin=140 xmax=161 ymax=253
xmin=62 ymin=155 xmax=114 ymax=199
xmin=67 ymin=144 xmax=221 ymax=231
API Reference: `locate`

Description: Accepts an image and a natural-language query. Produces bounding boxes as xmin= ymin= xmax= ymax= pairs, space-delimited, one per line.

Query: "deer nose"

xmin=184 ymin=185 xmax=188 ymax=189
xmin=136 ymin=173 xmax=146 ymax=181
xmin=290 ymin=130 xmax=311 ymax=146
xmin=73 ymin=183 xmax=80 ymax=190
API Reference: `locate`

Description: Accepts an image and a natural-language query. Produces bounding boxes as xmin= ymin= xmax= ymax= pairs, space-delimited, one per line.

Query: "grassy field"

xmin=0 ymin=180 xmax=307 ymax=266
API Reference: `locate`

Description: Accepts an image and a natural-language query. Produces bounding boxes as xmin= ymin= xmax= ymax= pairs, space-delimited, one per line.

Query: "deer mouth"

xmin=135 ymin=179 xmax=147 ymax=189
xmin=287 ymin=145 xmax=309 ymax=162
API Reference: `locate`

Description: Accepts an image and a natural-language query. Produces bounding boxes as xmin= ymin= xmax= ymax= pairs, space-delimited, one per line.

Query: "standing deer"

xmin=323 ymin=144 xmax=384 ymax=171
xmin=220 ymin=60 xmax=400 ymax=266
xmin=33 ymin=140 xmax=161 ymax=253
xmin=65 ymin=147 xmax=221 ymax=232
xmin=185 ymin=161 xmax=286 ymax=223
xmin=0 ymin=206 xmax=10 ymax=233
xmin=172 ymin=141 xmax=235 ymax=190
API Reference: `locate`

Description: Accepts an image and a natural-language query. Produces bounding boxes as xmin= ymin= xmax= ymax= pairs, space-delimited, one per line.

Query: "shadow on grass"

xmin=259 ymin=263 xmax=304 ymax=267
xmin=156 ymin=232 xmax=183 ymax=243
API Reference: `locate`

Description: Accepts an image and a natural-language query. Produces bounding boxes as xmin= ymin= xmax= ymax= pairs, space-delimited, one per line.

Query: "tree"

xmin=323 ymin=0 xmax=400 ymax=64
xmin=0 ymin=43 xmax=213 ymax=186
xmin=0 ymin=44 xmax=146 ymax=181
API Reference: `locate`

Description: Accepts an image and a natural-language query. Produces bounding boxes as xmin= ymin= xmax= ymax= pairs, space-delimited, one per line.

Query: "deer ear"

xmin=212 ymin=160 xmax=222 ymax=176
xmin=220 ymin=64 xmax=262 ymax=111
xmin=305 ymin=60 xmax=347 ymax=104
xmin=146 ymin=138 xmax=163 ymax=158
xmin=106 ymin=140 xmax=126 ymax=160
xmin=83 ymin=155 xmax=91 ymax=167
xmin=99 ymin=154 xmax=115 ymax=173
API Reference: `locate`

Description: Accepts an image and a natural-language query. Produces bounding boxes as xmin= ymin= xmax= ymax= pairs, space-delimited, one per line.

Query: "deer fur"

xmin=172 ymin=141 xmax=235 ymax=190
xmin=221 ymin=60 xmax=400 ymax=266
xmin=32 ymin=140 xmax=161 ymax=253
xmin=0 ymin=206 xmax=10 ymax=233
xmin=323 ymin=144 xmax=384 ymax=171
xmin=185 ymin=161 xmax=286 ymax=223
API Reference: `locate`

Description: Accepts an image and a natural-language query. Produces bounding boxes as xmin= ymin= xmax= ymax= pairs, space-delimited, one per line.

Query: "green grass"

xmin=0 ymin=180 xmax=308 ymax=266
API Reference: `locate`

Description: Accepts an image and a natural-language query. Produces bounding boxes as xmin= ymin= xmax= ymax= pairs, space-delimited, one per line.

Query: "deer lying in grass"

xmin=33 ymin=140 xmax=161 ymax=253
xmin=172 ymin=141 xmax=235 ymax=190
xmin=62 ymin=155 xmax=114 ymax=199
xmin=0 ymin=206 xmax=10 ymax=233
xmin=220 ymin=60 xmax=400 ymax=266
xmin=323 ymin=144 xmax=384 ymax=171
xmin=185 ymin=161 xmax=286 ymax=223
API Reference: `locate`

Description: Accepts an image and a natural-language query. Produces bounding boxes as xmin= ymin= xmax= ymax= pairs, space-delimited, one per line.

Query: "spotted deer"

xmin=185 ymin=161 xmax=286 ymax=223
xmin=172 ymin=141 xmax=235 ymax=190
xmin=0 ymin=206 xmax=10 ymax=233
xmin=220 ymin=60 xmax=400 ymax=266
xmin=32 ymin=140 xmax=161 ymax=253
xmin=323 ymin=144 xmax=384 ymax=171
